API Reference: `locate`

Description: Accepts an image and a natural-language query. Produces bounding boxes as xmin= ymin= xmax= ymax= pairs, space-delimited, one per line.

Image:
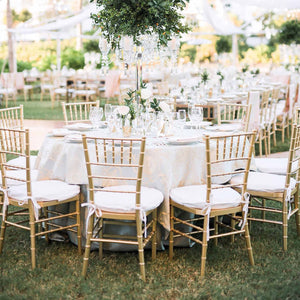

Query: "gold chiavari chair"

xmin=169 ymin=131 xmax=256 ymax=277
xmin=81 ymin=136 xmax=163 ymax=281
xmin=231 ymin=124 xmax=300 ymax=251
xmin=0 ymin=128 xmax=82 ymax=268
xmin=217 ymin=103 xmax=251 ymax=132
xmin=62 ymin=100 xmax=100 ymax=125
xmin=0 ymin=105 xmax=24 ymax=129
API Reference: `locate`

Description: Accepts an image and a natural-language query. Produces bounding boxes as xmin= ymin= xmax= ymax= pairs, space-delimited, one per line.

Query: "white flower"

xmin=159 ymin=102 xmax=170 ymax=113
xmin=141 ymin=88 xmax=152 ymax=99
xmin=117 ymin=105 xmax=130 ymax=116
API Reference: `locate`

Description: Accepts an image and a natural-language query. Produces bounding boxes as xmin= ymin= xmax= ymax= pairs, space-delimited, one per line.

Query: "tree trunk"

xmin=76 ymin=0 xmax=83 ymax=50
xmin=7 ymin=0 xmax=16 ymax=73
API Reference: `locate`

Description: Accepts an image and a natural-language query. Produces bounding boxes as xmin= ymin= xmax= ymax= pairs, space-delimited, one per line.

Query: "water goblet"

xmin=89 ymin=107 xmax=103 ymax=129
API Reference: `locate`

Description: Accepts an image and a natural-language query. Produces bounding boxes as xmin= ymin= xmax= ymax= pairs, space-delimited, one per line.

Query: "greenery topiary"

xmin=215 ymin=36 xmax=231 ymax=54
xmin=278 ymin=20 xmax=300 ymax=45
xmin=90 ymin=0 xmax=190 ymax=48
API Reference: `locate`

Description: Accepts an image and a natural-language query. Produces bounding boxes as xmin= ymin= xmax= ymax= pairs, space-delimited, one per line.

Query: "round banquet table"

xmin=35 ymin=125 xmax=249 ymax=250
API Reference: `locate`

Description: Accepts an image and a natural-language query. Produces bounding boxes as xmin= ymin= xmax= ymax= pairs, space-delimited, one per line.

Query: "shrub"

xmin=278 ymin=20 xmax=300 ymax=45
xmin=216 ymin=36 xmax=231 ymax=54
xmin=61 ymin=48 xmax=85 ymax=70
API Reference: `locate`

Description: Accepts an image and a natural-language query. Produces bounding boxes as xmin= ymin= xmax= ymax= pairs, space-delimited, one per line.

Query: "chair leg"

xmin=231 ymin=214 xmax=235 ymax=243
xmin=136 ymin=215 xmax=146 ymax=281
xmin=294 ymin=190 xmax=300 ymax=236
xmin=76 ymin=199 xmax=82 ymax=254
xmin=259 ymin=135 xmax=263 ymax=157
xmin=169 ymin=204 xmax=174 ymax=260
xmin=0 ymin=206 xmax=8 ymax=253
xmin=44 ymin=207 xmax=50 ymax=243
xmin=151 ymin=209 xmax=157 ymax=260
xmin=282 ymin=126 xmax=285 ymax=142
xmin=244 ymin=222 xmax=254 ymax=266
xmin=82 ymin=214 xmax=94 ymax=277
xmin=99 ymin=218 xmax=103 ymax=260
xmin=283 ymin=201 xmax=288 ymax=251
xmin=262 ymin=199 xmax=266 ymax=220
xmin=214 ymin=216 xmax=218 ymax=246
xmin=40 ymin=90 xmax=43 ymax=101
xmin=29 ymin=205 xmax=36 ymax=269
xmin=200 ymin=215 xmax=209 ymax=277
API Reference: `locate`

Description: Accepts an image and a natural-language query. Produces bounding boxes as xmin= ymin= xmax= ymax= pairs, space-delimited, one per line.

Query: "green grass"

xmin=0 ymin=216 xmax=299 ymax=299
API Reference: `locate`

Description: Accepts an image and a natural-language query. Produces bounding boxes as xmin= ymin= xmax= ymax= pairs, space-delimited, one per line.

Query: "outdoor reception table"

xmin=35 ymin=124 xmax=250 ymax=249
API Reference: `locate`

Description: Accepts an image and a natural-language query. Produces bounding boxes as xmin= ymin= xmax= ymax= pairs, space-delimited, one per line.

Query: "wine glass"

xmin=104 ymin=104 xmax=112 ymax=120
xmin=190 ymin=107 xmax=203 ymax=129
xmin=89 ymin=107 xmax=103 ymax=129
xmin=177 ymin=109 xmax=186 ymax=130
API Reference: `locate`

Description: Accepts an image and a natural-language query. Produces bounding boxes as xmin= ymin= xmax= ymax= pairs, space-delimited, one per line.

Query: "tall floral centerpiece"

xmin=91 ymin=0 xmax=190 ymax=104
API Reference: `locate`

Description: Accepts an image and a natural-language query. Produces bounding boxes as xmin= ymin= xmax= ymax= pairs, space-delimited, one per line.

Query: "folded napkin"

xmin=167 ymin=136 xmax=200 ymax=144
xmin=52 ymin=128 xmax=70 ymax=137
xmin=66 ymin=123 xmax=93 ymax=130
xmin=64 ymin=133 xmax=83 ymax=143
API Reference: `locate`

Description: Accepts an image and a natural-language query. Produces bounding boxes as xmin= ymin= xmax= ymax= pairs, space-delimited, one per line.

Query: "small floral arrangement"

xmin=242 ymin=64 xmax=249 ymax=73
xmin=124 ymin=90 xmax=137 ymax=123
xmin=117 ymin=105 xmax=130 ymax=126
xmin=250 ymin=68 xmax=260 ymax=77
xmin=150 ymin=98 xmax=170 ymax=113
xmin=201 ymin=69 xmax=209 ymax=85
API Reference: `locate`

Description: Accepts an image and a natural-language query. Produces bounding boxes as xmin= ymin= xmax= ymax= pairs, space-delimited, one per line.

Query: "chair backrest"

xmin=293 ymin=107 xmax=300 ymax=125
xmin=0 ymin=73 xmax=15 ymax=89
xmin=62 ymin=100 xmax=100 ymax=124
xmin=217 ymin=103 xmax=251 ymax=131
xmin=82 ymin=136 xmax=146 ymax=208
xmin=0 ymin=105 xmax=24 ymax=129
xmin=0 ymin=128 xmax=31 ymax=190
xmin=286 ymin=124 xmax=300 ymax=188
xmin=204 ymin=131 xmax=256 ymax=203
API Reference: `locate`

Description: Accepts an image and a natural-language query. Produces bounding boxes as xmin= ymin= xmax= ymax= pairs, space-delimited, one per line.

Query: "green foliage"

xmin=215 ymin=35 xmax=231 ymax=54
xmin=180 ymin=43 xmax=197 ymax=63
xmin=201 ymin=69 xmax=209 ymax=84
xmin=83 ymin=40 xmax=99 ymax=53
xmin=242 ymin=64 xmax=249 ymax=73
xmin=217 ymin=70 xmax=224 ymax=85
xmin=61 ymin=48 xmax=85 ymax=70
xmin=17 ymin=60 xmax=33 ymax=72
xmin=12 ymin=9 xmax=32 ymax=24
xmin=90 ymin=0 xmax=190 ymax=48
xmin=124 ymin=89 xmax=137 ymax=121
xmin=278 ymin=19 xmax=300 ymax=45
xmin=150 ymin=97 xmax=162 ymax=112
xmin=38 ymin=54 xmax=57 ymax=71
xmin=238 ymin=35 xmax=252 ymax=59
xmin=0 ymin=59 xmax=9 ymax=72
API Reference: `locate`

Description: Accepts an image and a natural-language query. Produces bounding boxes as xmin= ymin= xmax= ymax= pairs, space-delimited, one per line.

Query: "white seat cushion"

xmin=94 ymin=185 xmax=164 ymax=213
xmin=6 ymin=169 xmax=38 ymax=186
xmin=8 ymin=155 xmax=37 ymax=169
xmin=170 ymin=184 xmax=243 ymax=209
xmin=230 ymin=172 xmax=296 ymax=193
xmin=255 ymin=157 xmax=297 ymax=175
xmin=8 ymin=180 xmax=80 ymax=202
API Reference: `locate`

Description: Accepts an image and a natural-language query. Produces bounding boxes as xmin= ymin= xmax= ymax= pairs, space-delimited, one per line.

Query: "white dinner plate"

xmin=65 ymin=123 xmax=93 ymax=131
xmin=166 ymin=137 xmax=201 ymax=145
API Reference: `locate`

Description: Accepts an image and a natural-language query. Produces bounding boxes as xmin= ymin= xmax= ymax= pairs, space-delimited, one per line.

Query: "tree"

xmin=215 ymin=36 xmax=232 ymax=54
xmin=18 ymin=9 xmax=32 ymax=22
xmin=278 ymin=20 xmax=300 ymax=45
xmin=7 ymin=0 xmax=16 ymax=73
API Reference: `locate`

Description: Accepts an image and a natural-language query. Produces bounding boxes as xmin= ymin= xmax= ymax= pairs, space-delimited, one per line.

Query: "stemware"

xmin=104 ymin=104 xmax=112 ymax=120
xmin=89 ymin=107 xmax=103 ymax=129
xmin=177 ymin=109 xmax=186 ymax=130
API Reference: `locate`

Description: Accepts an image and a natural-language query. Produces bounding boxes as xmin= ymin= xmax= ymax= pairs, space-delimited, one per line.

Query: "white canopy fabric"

xmin=8 ymin=4 xmax=94 ymax=35
xmin=225 ymin=0 xmax=300 ymax=10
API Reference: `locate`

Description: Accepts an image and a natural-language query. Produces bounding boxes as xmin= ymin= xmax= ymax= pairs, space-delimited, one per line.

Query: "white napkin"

xmin=52 ymin=128 xmax=70 ymax=137
xmin=64 ymin=133 xmax=83 ymax=143
xmin=66 ymin=123 xmax=92 ymax=130
xmin=167 ymin=136 xmax=200 ymax=143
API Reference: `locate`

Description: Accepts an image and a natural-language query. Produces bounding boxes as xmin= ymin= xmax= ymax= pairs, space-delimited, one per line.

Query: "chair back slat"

xmin=0 ymin=105 xmax=24 ymax=129
xmin=82 ymin=136 xmax=146 ymax=208
xmin=204 ymin=131 xmax=256 ymax=204
xmin=62 ymin=100 xmax=100 ymax=125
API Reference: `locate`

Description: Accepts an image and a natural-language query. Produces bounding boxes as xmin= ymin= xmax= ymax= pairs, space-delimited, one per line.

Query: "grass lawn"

xmin=0 ymin=215 xmax=299 ymax=299
xmin=0 ymin=91 xmax=297 ymax=299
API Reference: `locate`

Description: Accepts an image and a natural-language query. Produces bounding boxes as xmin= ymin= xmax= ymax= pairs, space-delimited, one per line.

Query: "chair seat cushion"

xmin=170 ymin=185 xmax=242 ymax=209
xmin=54 ymin=88 xmax=67 ymax=94
xmin=230 ymin=172 xmax=296 ymax=193
xmin=255 ymin=157 xmax=297 ymax=175
xmin=94 ymin=185 xmax=164 ymax=213
xmin=75 ymin=90 xmax=96 ymax=95
xmin=8 ymin=155 xmax=37 ymax=169
xmin=8 ymin=180 xmax=80 ymax=202
xmin=6 ymin=169 xmax=38 ymax=186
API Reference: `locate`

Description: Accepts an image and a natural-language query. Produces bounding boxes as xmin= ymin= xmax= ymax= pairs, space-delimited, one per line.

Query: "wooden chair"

xmin=15 ymin=72 xmax=33 ymax=102
xmin=0 ymin=73 xmax=17 ymax=107
xmin=217 ymin=103 xmax=251 ymax=132
xmin=0 ymin=105 xmax=24 ymax=129
xmin=40 ymin=75 xmax=54 ymax=102
xmin=81 ymin=136 xmax=163 ymax=281
xmin=169 ymin=131 xmax=256 ymax=277
xmin=62 ymin=100 xmax=100 ymax=125
xmin=231 ymin=124 xmax=300 ymax=251
xmin=73 ymin=80 xmax=97 ymax=102
xmin=0 ymin=128 xmax=82 ymax=268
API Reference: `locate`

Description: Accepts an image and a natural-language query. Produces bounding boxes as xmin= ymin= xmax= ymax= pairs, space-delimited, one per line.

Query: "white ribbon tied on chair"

xmin=238 ymin=192 xmax=250 ymax=229
xmin=285 ymin=185 xmax=292 ymax=220
xmin=136 ymin=206 xmax=147 ymax=238
xmin=26 ymin=196 xmax=41 ymax=221
xmin=0 ymin=187 xmax=9 ymax=219
xmin=81 ymin=203 xmax=102 ymax=235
